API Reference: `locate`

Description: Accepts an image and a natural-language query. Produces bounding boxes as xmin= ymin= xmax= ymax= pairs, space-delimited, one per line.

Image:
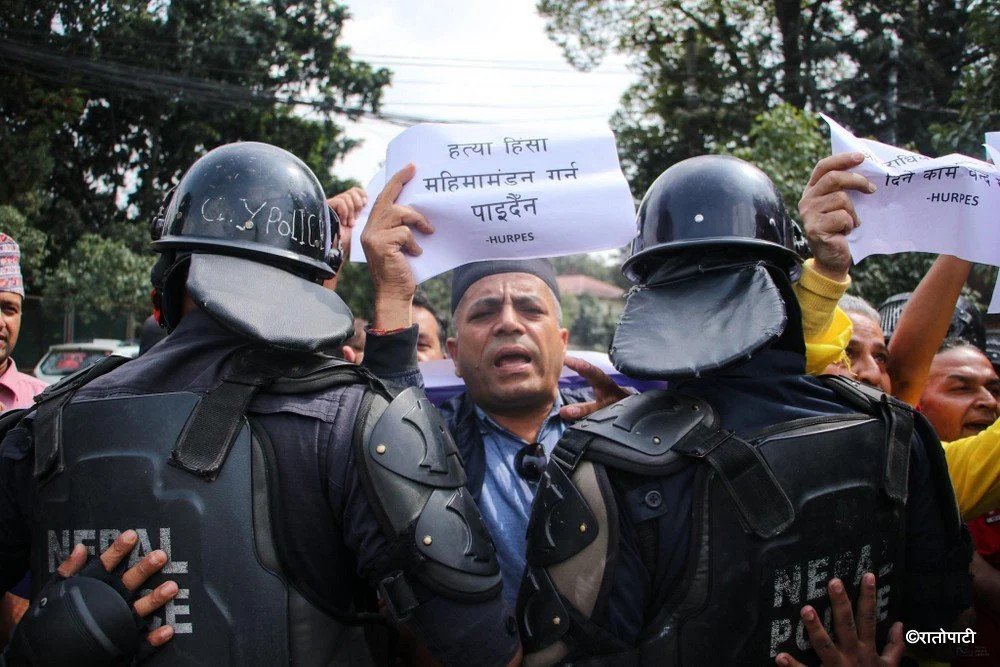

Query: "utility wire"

xmin=1 ymin=27 xmax=630 ymax=74
xmin=357 ymin=57 xmax=627 ymax=74
xmin=0 ymin=38 xmax=618 ymax=126
xmin=381 ymin=101 xmax=610 ymax=109
xmin=0 ymin=37 xmax=395 ymax=119
xmin=391 ymin=78 xmax=617 ymax=88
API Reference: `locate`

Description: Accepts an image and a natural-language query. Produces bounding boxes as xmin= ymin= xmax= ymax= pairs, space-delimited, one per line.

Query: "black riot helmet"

xmin=622 ymin=155 xmax=800 ymax=283
xmin=147 ymin=141 xmax=354 ymax=350
xmin=879 ymin=291 xmax=986 ymax=350
xmin=151 ymin=141 xmax=341 ymax=280
xmin=986 ymin=331 xmax=1000 ymax=373
xmin=877 ymin=292 xmax=910 ymax=343
xmin=612 ymin=155 xmax=805 ymax=380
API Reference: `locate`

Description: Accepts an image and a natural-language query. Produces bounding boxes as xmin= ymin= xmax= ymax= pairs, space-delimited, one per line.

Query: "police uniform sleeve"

xmin=903 ymin=419 xmax=973 ymax=631
xmin=360 ymin=325 xmax=423 ymax=393
xmin=942 ymin=421 xmax=1000 ymax=521
xmin=334 ymin=389 xmax=518 ymax=666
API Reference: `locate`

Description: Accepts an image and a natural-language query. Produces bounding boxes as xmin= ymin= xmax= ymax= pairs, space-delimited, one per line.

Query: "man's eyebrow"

xmin=465 ymin=296 xmax=503 ymax=311
xmin=512 ymin=294 xmax=546 ymax=308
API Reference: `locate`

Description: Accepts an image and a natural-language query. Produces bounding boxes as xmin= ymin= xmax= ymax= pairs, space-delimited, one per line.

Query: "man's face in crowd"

xmin=447 ymin=273 xmax=568 ymax=416
xmin=0 ymin=292 xmax=22 ymax=372
xmin=844 ymin=312 xmax=891 ymax=394
xmin=920 ymin=345 xmax=1000 ymax=441
xmin=413 ymin=305 xmax=445 ymax=362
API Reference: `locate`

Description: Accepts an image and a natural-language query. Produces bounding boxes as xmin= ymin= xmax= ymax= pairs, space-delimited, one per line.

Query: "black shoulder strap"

xmin=820 ymin=375 xmax=913 ymax=504
xmin=34 ymin=355 xmax=132 ymax=482
xmin=169 ymin=350 xmax=275 ymax=481
xmin=671 ymin=428 xmax=794 ymax=539
xmin=170 ymin=347 xmax=389 ymax=481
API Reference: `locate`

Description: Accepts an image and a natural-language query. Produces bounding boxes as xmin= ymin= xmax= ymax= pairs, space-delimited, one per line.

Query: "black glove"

xmin=4 ymin=556 xmax=154 ymax=666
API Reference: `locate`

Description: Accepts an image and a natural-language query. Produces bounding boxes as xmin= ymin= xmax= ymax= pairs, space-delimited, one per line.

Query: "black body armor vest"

xmin=25 ymin=352 xmax=395 ymax=666
xmin=519 ymin=378 xmax=936 ymax=666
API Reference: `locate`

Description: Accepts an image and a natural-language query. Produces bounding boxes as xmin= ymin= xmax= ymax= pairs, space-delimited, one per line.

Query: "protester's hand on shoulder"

xmin=559 ymin=356 xmax=632 ymax=422
xmin=361 ymin=164 xmax=435 ymax=330
xmin=775 ymin=573 xmax=903 ymax=667
xmin=799 ymin=153 xmax=876 ymax=282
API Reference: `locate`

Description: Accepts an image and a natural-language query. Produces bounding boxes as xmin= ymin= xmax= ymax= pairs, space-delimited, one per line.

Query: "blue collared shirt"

xmin=475 ymin=397 xmax=566 ymax=609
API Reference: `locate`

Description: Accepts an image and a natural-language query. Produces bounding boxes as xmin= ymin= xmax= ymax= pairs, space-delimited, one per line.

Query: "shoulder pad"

xmin=356 ymin=388 xmax=500 ymax=608
xmin=566 ymin=389 xmax=716 ymax=475
xmin=820 ymin=375 xmax=913 ymax=415
xmin=367 ymin=387 xmax=465 ymax=488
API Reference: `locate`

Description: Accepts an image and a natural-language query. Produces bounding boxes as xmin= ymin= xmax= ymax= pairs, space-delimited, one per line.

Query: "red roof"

xmin=557 ymin=274 xmax=624 ymax=300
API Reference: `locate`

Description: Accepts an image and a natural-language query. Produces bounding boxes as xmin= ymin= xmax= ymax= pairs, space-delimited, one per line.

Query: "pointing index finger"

xmin=808 ymin=152 xmax=865 ymax=187
xmin=374 ymin=163 xmax=416 ymax=210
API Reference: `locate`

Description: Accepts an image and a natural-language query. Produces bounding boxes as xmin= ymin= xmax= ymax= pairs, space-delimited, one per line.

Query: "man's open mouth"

xmin=493 ymin=348 xmax=533 ymax=369
xmin=965 ymin=419 xmax=995 ymax=434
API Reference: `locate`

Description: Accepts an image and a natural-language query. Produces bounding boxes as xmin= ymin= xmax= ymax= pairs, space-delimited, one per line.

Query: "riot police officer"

xmin=518 ymin=155 xmax=971 ymax=665
xmin=0 ymin=142 xmax=517 ymax=665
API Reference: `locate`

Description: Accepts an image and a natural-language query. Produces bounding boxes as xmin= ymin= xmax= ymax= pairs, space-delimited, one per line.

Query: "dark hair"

xmin=938 ymin=337 xmax=979 ymax=355
xmin=413 ymin=291 xmax=448 ymax=350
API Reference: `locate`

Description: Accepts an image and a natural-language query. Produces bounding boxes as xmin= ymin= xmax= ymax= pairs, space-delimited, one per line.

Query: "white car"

xmin=33 ymin=339 xmax=140 ymax=385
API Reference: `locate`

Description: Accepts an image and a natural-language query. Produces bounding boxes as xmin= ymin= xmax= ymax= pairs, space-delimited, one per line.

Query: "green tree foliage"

xmin=537 ymin=0 xmax=987 ymax=193
xmin=929 ymin=0 xmax=999 ymax=156
xmin=729 ymin=104 xmax=827 ymax=209
xmin=538 ymin=0 xmax=997 ymax=307
xmin=562 ymin=293 xmax=620 ymax=351
xmin=43 ymin=234 xmax=150 ymax=324
xmin=0 ymin=0 xmax=389 ymax=325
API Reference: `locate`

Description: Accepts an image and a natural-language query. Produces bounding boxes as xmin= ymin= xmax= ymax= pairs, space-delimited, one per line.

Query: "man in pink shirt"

xmin=0 ymin=232 xmax=45 ymax=644
xmin=0 ymin=234 xmax=46 ymax=412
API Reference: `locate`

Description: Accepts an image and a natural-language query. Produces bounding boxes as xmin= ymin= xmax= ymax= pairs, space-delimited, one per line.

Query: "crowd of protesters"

xmin=0 ymin=139 xmax=996 ymax=667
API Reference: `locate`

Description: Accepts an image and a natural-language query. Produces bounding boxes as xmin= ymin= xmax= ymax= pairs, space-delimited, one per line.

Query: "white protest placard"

xmin=350 ymin=121 xmax=636 ymax=282
xmin=986 ymin=132 xmax=1000 ymax=166
xmin=821 ymin=115 xmax=1000 ymax=311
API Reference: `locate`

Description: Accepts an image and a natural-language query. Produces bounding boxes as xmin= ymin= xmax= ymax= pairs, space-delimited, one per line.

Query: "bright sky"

xmin=330 ymin=0 xmax=636 ymax=185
